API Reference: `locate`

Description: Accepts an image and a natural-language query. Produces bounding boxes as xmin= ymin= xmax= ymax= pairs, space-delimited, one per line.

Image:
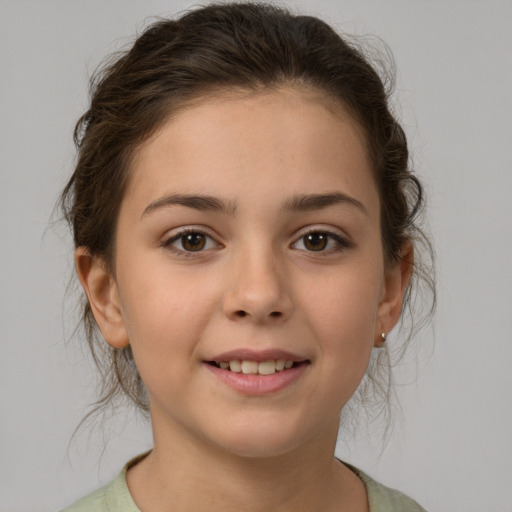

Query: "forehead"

xmin=125 ymin=87 xmax=377 ymax=217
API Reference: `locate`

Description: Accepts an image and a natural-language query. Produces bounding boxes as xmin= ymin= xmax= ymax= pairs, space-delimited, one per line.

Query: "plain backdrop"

xmin=1 ymin=1 xmax=511 ymax=511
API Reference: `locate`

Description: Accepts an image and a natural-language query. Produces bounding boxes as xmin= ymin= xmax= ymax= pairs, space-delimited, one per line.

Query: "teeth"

xmin=220 ymin=359 xmax=296 ymax=375
xmin=241 ymin=360 xmax=258 ymax=374
xmin=229 ymin=360 xmax=242 ymax=372
xmin=258 ymin=360 xmax=276 ymax=375
xmin=275 ymin=359 xmax=286 ymax=371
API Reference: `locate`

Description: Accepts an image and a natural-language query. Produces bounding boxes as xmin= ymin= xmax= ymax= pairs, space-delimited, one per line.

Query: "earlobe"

xmin=375 ymin=243 xmax=414 ymax=347
xmin=75 ymin=247 xmax=130 ymax=349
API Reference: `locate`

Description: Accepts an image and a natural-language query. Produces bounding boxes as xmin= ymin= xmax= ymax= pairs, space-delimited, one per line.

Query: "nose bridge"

xmin=223 ymin=237 xmax=292 ymax=322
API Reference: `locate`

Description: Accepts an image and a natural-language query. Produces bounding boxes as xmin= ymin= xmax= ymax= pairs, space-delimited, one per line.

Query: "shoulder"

xmin=60 ymin=472 xmax=138 ymax=512
xmin=60 ymin=482 xmax=110 ymax=512
xmin=60 ymin=453 xmax=148 ymax=512
xmin=344 ymin=463 xmax=427 ymax=512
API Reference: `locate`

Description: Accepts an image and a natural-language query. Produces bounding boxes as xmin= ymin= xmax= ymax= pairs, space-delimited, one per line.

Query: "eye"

xmin=292 ymin=230 xmax=350 ymax=253
xmin=163 ymin=229 xmax=218 ymax=253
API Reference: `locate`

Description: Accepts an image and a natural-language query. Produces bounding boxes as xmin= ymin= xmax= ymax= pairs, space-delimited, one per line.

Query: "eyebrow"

xmin=141 ymin=194 xmax=237 ymax=219
xmin=282 ymin=192 xmax=367 ymax=216
xmin=140 ymin=191 xmax=367 ymax=219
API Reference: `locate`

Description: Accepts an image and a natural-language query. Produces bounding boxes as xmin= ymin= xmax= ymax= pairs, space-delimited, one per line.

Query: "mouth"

xmin=208 ymin=359 xmax=306 ymax=376
xmin=205 ymin=351 xmax=310 ymax=394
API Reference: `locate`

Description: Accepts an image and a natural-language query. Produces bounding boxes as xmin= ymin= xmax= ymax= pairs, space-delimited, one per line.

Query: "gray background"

xmin=1 ymin=1 xmax=511 ymax=511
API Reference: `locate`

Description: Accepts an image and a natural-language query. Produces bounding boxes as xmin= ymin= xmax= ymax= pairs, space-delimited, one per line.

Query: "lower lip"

xmin=205 ymin=362 xmax=309 ymax=395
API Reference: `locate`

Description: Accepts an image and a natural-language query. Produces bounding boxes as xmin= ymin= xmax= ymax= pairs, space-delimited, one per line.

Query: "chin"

xmin=204 ymin=417 xmax=312 ymax=459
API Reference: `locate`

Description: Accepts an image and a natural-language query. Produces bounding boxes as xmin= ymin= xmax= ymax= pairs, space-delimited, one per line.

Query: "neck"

xmin=126 ymin=414 xmax=368 ymax=512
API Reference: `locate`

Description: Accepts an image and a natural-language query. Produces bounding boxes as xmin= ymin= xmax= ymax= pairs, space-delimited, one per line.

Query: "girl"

xmin=61 ymin=3 xmax=433 ymax=511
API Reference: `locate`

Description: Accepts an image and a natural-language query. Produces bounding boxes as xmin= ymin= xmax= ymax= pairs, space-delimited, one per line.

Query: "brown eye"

xmin=303 ymin=233 xmax=328 ymax=251
xmin=164 ymin=230 xmax=218 ymax=253
xmin=181 ymin=233 xmax=206 ymax=251
xmin=292 ymin=230 xmax=350 ymax=253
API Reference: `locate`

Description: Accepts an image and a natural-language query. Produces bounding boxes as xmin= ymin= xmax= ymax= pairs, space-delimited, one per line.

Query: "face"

xmin=80 ymin=88 xmax=406 ymax=458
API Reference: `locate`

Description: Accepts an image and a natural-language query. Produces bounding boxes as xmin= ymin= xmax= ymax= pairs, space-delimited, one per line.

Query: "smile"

xmin=209 ymin=359 xmax=297 ymax=375
xmin=206 ymin=359 xmax=309 ymax=395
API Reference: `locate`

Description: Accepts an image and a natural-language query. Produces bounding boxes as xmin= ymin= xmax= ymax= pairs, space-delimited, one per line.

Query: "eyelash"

xmin=291 ymin=229 xmax=351 ymax=254
xmin=162 ymin=228 xmax=219 ymax=256
xmin=161 ymin=228 xmax=351 ymax=256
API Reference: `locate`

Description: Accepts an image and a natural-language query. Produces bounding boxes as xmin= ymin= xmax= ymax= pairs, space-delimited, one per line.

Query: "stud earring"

xmin=375 ymin=332 xmax=387 ymax=348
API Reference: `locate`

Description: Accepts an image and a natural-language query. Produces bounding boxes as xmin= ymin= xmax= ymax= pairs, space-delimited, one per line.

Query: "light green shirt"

xmin=62 ymin=453 xmax=426 ymax=512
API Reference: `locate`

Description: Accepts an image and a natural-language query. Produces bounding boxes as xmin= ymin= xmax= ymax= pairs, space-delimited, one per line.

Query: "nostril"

xmin=231 ymin=309 xmax=284 ymax=320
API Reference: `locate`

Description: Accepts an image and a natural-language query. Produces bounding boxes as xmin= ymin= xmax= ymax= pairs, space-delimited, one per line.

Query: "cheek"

xmin=299 ymin=262 xmax=383 ymax=372
xmin=116 ymin=265 xmax=221 ymax=368
xmin=305 ymin=269 xmax=382 ymax=336
xmin=308 ymin=285 xmax=378 ymax=409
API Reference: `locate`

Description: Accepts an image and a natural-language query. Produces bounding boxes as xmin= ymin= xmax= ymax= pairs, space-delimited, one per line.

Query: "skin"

xmin=76 ymin=87 xmax=411 ymax=512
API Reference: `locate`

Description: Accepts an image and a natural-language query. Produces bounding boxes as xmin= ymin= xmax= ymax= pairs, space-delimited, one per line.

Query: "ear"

xmin=75 ymin=247 xmax=129 ymax=349
xmin=375 ymin=243 xmax=413 ymax=347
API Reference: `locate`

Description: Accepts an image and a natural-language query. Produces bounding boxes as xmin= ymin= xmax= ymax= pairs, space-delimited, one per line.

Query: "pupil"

xmin=305 ymin=233 xmax=327 ymax=251
xmin=182 ymin=233 xmax=205 ymax=251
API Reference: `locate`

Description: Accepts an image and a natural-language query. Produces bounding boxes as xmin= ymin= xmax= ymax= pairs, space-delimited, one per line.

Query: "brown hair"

xmin=60 ymin=2 xmax=435 ymax=429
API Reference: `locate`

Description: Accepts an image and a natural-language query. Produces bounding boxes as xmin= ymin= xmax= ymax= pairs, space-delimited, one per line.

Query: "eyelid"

xmin=291 ymin=226 xmax=352 ymax=252
xmin=161 ymin=226 xmax=222 ymax=254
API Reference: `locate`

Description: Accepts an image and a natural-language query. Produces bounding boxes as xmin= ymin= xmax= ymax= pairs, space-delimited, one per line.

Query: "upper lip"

xmin=208 ymin=348 xmax=308 ymax=363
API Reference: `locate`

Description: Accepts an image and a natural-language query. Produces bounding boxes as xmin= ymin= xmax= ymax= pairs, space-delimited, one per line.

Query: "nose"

xmin=222 ymin=248 xmax=293 ymax=324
